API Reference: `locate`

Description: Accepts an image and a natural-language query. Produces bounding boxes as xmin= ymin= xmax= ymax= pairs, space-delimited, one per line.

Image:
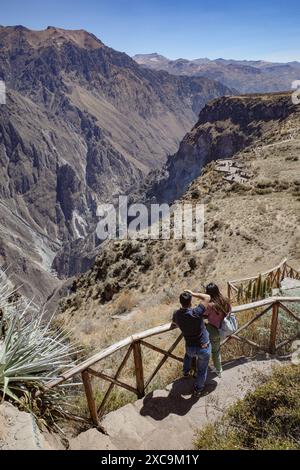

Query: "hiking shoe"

xmin=211 ymin=367 xmax=222 ymax=378
xmin=193 ymin=387 xmax=204 ymax=397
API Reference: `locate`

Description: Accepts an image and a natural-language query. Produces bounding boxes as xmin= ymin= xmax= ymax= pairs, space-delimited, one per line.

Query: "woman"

xmin=204 ymin=283 xmax=231 ymax=378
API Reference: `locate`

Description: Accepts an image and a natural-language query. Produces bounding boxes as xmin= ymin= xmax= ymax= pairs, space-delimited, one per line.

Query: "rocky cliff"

xmin=0 ymin=26 xmax=232 ymax=301
xmin=140 ymin=92 xmax=298 ymax=203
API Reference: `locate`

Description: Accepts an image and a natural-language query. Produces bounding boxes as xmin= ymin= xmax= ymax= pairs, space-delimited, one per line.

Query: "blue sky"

xmin=1 ymin=0 xmax=300 ymax=61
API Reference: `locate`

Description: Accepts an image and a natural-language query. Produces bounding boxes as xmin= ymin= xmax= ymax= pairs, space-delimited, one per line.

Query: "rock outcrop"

xmin=140 ymin=92 xmax=298 ymax=203
xmin=0 ymin=402 xmax=63 ymax=450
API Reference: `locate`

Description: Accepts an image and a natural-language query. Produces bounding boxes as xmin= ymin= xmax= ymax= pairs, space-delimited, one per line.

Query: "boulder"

xmin=0 ymin=402 xmax=63 ymax=450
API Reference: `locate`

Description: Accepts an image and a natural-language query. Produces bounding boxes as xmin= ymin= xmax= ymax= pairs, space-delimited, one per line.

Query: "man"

xmin=172 ymin=290 xmax=211 ymax=397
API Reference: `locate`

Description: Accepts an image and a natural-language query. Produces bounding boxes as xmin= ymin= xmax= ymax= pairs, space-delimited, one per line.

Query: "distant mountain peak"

xmin=0 ymin=25 xmax=104 ymax=50
xmin=133 ymin=52 xmax=170 ymax=64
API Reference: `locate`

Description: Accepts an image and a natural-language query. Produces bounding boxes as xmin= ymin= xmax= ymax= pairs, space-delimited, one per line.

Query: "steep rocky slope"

xmin=139 ymin=93 xmax=299 ymax=203
xmin=134 ymin=53 xmax=300 ymax=94
xmin=0 ymin=26 xmax=231 ymax=301
xmin=58 ymin=92 xmax=300 ymax=352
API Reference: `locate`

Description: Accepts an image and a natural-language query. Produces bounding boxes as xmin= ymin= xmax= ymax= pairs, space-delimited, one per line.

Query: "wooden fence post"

xmin=133 ymin=341 xmax=145 ymax=398
xmin=269 ymin=302 xmax=279 ymax=355
xmin=98 ymin=345 xmax=133 ymax=417
xmin=82 ymin=370 xmax=99 ymax=426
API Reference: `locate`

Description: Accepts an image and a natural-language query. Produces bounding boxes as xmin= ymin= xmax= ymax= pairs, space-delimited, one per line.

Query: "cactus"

xmin=262 ymin=279 xmax=268 ymax=299
xmin=256 ymin=274 xmax=262 ymax=299
xmin=245 ymin=281 xmax=252 ymax=303
xmin=266 ymin=277 xmax=272 ymax=296
xmin=237 ymin=285 xmax=244 ymax=303
xmin=252 ymin=282 xmax=257 ymax=301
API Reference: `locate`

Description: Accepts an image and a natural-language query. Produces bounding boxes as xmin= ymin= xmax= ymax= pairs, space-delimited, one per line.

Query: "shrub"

xmin=188 ymin=258 xmax=197 ymax=271
xmin=195 ymin=364 xmax=300 ymax=450
xmin=256 ymin=178 xmax=273 ymax=189
xmin=140 ymin=255 xmax=152 ymax=272
xmin=191 ymin=189 xmax=200 ymax=199
xmin=254 ymin=187 xmax=273 ymax=195
xmin=112 ymin=291 xmax=137 ymax=315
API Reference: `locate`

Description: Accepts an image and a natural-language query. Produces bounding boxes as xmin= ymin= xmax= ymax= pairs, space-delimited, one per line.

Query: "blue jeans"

xmin=183 ymin=343 xmax=211 ymax=391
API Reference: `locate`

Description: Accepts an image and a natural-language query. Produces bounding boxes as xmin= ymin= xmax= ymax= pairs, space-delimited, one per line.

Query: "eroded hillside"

xmin=140 ymin=92 xmax=299 ymax=203
xmin=58 ymin=92 xmax=300 ymax=352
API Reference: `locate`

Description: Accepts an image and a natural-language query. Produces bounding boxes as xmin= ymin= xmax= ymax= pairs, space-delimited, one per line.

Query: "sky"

xmin=1 ymin=0 xmax=300 ymax=62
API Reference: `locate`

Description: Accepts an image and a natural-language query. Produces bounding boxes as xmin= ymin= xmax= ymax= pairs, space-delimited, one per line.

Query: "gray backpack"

xmin=219 ymin=314 xmax=238 ymax=339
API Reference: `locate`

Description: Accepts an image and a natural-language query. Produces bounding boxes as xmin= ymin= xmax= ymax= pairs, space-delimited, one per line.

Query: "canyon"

xmin=0 ymin=26 xmax=232 ymax=302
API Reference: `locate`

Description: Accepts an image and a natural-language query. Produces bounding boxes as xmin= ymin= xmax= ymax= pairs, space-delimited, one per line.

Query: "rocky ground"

xmin=0 ymin=402 xmax=64 ymax=450
xmin=0 ymin=357 xmax=285 ymax=450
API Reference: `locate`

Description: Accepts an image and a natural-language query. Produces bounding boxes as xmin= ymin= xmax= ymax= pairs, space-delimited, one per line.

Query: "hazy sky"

xmin=1 ymin=0 xmax=300 ymax=61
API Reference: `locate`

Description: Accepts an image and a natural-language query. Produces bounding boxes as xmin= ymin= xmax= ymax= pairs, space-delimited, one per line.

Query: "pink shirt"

xmin=204 ymin=303 xmax=231 ymax=329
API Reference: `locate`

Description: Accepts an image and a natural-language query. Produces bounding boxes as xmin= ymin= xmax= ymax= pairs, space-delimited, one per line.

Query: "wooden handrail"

xmin=229 ymin=258 xmax=288 ymax=284
xmin=45 ymin=323 xmax=176 ymax=389
xmin=46 ymin=296 xmax=300 ymax=390
xmin=227 ymin=259 xmax=300 ymax=303
xmin=44 ymin=296 xmax=300 ymax=425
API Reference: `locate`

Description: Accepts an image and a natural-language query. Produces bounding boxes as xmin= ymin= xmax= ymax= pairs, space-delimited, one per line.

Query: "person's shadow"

xmin=139 ymin=354 xmax=274 ymax=421
xmin=139 ymin=377 xmax=217 ymax=421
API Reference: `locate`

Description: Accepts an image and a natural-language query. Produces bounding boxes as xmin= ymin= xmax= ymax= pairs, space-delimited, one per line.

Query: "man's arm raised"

xmin=184 ymin=290 xmax=211 ymax=309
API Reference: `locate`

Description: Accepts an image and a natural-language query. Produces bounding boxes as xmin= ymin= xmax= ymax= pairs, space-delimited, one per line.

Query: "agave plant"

xmin=0 ymin=269 xmax=78 ymax=411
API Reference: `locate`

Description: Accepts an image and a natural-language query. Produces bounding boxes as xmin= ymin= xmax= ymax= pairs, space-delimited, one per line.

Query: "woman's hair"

xmin=205 ymin=283 xmax=231 ymax=315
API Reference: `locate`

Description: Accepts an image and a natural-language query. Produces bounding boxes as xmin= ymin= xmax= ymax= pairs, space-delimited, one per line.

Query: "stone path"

xmin=69 ymin=357 xmax=281 ymax=450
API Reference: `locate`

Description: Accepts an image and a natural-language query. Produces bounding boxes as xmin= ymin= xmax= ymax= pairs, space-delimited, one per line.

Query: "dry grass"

xmin=195 ymin=364 xmax=300 ymax=450
xmin=111 ymin=291 xmax=138 ymax=316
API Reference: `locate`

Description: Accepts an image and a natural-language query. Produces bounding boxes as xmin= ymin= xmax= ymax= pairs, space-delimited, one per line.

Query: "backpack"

xmin=219 ymin=314 xmax=238 ymax=339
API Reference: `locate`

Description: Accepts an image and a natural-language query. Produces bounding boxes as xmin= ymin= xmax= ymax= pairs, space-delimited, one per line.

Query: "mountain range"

xmin=133 ymin=53 xmax=300 ymax=93
xmin=1 ymin=26 xmax=300 ymax=306
xmin=0 ymin=26 xmax=232 ymax=302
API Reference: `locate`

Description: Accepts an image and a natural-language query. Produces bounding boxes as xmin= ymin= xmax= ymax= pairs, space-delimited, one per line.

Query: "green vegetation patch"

xmin=195 ymin=364 xmax=300 ymax=450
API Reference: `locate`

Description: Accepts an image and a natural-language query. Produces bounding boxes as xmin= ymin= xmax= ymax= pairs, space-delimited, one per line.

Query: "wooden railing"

xmin=45 ymin=296 xmax=300 ymax=426
xmin=227 ymin=259 xmax=300 ymax=303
